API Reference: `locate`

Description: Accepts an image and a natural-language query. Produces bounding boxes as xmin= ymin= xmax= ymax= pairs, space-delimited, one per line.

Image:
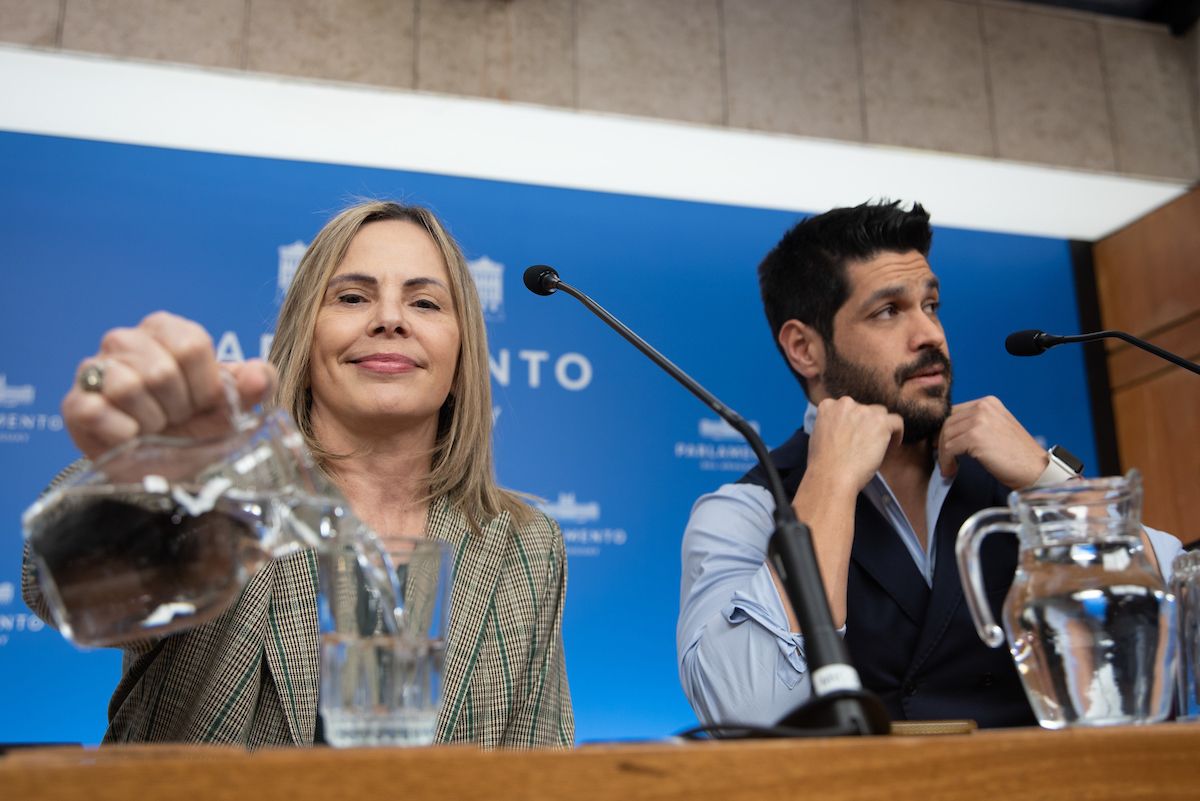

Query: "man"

xmin=676 ymin=200 xmax=1180 ymax=729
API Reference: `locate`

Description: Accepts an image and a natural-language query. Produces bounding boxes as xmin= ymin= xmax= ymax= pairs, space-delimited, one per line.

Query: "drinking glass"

xmin=318 ymin=533 xmax=452 ymax=747
xmin=1172 ymin=550 xmax=1200 ymax=721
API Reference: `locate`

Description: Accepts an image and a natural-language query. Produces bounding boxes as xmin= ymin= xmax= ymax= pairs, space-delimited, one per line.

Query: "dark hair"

xmin=757 ymin=200 xmax=933 ymax=391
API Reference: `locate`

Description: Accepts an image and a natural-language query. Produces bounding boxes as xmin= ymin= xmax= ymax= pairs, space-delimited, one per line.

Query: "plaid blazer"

xmin=24 ymin=494 xmax=574 ymax=749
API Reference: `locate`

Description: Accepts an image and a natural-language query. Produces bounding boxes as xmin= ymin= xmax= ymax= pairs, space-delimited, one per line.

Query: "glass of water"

xmin=318 ymin=533 xmax=452 ymax=747
xmin=1173 ymin=550 xmax=1200 ymax=721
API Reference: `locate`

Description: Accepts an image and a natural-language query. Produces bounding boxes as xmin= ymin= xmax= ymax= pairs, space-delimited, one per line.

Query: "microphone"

xmin=522 ymin=264 xmax=889 ymax=737
xmin=1004 ymin=329 xmax=1063 ymax=356
xmin=1006 ymin=329 xmax=1200 ymax=376
xmin=523 ymin=265 xmax=561 ymax=296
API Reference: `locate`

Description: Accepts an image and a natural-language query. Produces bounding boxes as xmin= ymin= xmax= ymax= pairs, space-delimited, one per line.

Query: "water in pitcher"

xmin=1007 ymin=540 xmax=1175 ymax=728
xmin=24 ymin=484 xmax=276 ymax=646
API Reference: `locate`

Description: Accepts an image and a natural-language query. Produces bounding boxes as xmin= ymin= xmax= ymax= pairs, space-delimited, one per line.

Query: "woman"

xmin=22 ymin=200 xmax=573 ymax=749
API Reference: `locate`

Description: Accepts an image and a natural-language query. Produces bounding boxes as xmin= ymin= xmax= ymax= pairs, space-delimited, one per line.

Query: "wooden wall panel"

xmin=1094 ymin=188 xmax=1200 ymax=338
xmin=1107 ymin=313 xmax=1200 ymax=389
xmin=1112 ymin=367 xmax=1200 ymax=542
xmin=1095 ymin=186 xmax=1200 ymax=546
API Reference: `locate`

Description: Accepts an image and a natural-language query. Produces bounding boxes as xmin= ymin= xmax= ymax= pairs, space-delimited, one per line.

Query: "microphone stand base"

xmin=682 ymin=690 xmax=891 ymax=740
xmin=773 ymin=689 xmax=891 ymax=737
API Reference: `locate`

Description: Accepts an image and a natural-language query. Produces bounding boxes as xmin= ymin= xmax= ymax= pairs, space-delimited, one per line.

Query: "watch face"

xmin=1051 ymin=446 xmax=1084 ymax=475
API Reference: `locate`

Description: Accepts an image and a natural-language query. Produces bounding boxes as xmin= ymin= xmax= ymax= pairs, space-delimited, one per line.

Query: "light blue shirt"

xmin=676 ymin=403 xmax=1183 ymax=727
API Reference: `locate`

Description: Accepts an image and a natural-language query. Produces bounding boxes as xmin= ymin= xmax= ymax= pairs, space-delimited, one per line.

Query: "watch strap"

xmin=1034 ymin=445 xmax=1084 ymax=486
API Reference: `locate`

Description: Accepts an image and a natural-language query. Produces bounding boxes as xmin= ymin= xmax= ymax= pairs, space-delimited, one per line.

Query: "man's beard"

xmin=822 ymin=344 xmax=953 ymax=444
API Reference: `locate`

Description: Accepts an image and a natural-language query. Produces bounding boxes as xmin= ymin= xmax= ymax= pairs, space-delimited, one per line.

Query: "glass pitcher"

xmin=20 ymin=403 xmax=390 ymax=648
xmin=956 ymin=470 xmax=1176 ymax=728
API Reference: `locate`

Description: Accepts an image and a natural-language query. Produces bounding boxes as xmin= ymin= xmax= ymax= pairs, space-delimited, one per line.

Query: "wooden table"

xmin=4 ymin=723 xmax=1198 ymax=800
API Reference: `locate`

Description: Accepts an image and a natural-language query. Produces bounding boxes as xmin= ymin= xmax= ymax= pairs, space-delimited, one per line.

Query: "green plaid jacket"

xmin=24 ymin=496 xmax=574 ymax=749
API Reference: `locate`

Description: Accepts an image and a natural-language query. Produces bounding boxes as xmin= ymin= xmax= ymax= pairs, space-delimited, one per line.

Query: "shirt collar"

xmin=801 ymin=402 xmax=953 ymax=585
xmin=802 ymin=402 xmax=819 ymax=436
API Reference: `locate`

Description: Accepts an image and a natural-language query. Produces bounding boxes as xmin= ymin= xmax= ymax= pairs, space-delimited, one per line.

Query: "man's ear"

xmin=778 ymin=320 xmax=825 ymax=383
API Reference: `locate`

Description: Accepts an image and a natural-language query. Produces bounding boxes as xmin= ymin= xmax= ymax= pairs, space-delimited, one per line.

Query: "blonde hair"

xmin=269 ymin=200 xmax=531 ymax=526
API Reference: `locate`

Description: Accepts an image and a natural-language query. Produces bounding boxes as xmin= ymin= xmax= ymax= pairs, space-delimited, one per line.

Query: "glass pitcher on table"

xmin=956 ymin=469 xmax=1176 ymax=729
xmin=22 ymin=392 xmax=452 ymax=746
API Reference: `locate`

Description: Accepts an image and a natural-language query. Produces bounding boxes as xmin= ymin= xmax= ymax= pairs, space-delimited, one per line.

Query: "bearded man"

xmin=676 ymin=200 xmax=1180 ymax=728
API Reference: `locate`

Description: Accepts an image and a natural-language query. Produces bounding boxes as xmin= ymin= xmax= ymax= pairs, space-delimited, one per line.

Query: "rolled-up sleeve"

xmin=677 ymin=483 xmax=831 ymax=727
xmin=1146 ymin=525 xmax=1183 ymax=581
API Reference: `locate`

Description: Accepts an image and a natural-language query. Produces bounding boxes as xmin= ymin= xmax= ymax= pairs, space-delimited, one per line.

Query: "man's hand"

xmin=937 ymin=396 xmax=1048 ymax=489
xmin=787 ymin=397 xmax=904 ymax=630
xmin=807 ymin=396 xmax=905 ymax=495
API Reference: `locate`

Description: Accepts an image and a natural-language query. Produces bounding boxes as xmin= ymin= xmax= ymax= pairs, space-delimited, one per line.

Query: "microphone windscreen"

xmin=523 ymin=265 xmax=559 ymax=296
xmin=1005 ymin=329 xmax=1046 ymax=356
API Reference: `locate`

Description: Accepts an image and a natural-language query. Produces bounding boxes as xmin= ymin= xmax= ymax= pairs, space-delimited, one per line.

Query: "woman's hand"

xmin=63 ymin=312 xmax=276 ymax=460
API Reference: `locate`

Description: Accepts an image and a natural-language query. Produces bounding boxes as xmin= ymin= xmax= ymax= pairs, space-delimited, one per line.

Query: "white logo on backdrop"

xmin=489 ymin=349 xmax=593 ymax=391
xmin=0 ymin=375 xmax=35 ymax=408
xmin=674 ymin=416 xmax=758 ymax=474
xmin=468 ymin=256 xmax=504 ymax=321
xmin=0 ymin=580 xmax=45 ymax=647
xmin=277 ymin=240 xmax=307 ymax=297
xmin=539 ymin=492 xmax=600 ymax=524
xmin=697 ymin=417 xmax=758 ymax=441
xmin=0 ymin=374 xmax=64 ymax=445
xmin=537 ymin=492 xmax=627 ymax=558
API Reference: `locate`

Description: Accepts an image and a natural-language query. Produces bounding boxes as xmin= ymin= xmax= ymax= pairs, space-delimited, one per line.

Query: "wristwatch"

xmin=1035 ymin=445 xmax=1084 ymax=486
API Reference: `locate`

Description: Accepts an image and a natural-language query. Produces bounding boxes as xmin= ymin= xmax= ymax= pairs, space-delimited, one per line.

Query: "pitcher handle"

xmin=956 ymin=506 xmax=1018 ymax=648
xmin=216 ymin=366 xmax=257 ymax=432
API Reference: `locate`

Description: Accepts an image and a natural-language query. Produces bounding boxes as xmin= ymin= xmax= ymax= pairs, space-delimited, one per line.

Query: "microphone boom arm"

xmin=529 ymin=266 xmax=889 ymax=737
xmin=1055 ymin=330 xmax=1200 ymax=376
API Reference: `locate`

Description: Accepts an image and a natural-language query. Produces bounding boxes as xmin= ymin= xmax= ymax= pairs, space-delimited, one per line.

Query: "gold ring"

xmin=78 ymin=361 xmax=106 ymax=393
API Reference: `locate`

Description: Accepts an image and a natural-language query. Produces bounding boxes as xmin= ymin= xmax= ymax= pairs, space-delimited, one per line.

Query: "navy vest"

xmin=740 ymin=429 xmax=1036 ymax=728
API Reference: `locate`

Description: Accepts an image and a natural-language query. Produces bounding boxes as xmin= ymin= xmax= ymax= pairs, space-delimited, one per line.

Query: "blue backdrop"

xmin=0 ymin=130 xmax=1094 ymax=745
